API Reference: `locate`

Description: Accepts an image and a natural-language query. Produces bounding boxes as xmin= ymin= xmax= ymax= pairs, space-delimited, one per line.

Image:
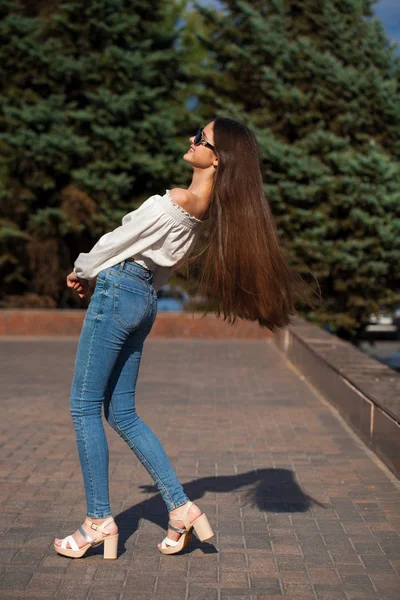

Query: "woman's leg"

xmin=104 ymin=323 xmax=190 ymax=512
xmin=55 ymin=273 xmax=128 ymax=549
xmin=68 ymin=276 xmax=123 ymax=519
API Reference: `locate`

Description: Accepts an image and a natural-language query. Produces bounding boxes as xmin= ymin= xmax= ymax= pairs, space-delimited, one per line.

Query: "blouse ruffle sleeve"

xmin=73 ymin=191 xmax=202 ymax=282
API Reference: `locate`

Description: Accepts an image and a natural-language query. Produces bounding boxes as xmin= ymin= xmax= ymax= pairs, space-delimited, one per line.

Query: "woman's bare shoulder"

xmin=167 ymin=188 xmax=203 ymax=219
xmin=167 ymin=187 xmax=194 ymax=207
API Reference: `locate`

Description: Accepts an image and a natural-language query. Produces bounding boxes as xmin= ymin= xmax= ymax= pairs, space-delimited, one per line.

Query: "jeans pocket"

xmin=113 ymin=281 xmax=150 ymax=331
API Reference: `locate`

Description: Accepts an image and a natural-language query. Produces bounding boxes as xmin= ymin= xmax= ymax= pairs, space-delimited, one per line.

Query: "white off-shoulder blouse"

xmin=73 ymin=189 xmax=205 ymax=292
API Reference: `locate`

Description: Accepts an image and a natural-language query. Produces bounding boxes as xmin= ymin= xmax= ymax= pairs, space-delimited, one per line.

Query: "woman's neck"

xmin=187 ymin=172 xmax=214 ymax=204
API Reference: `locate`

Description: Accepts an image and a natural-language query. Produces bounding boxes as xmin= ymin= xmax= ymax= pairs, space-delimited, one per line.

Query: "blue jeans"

xmin=69 ymin=259 xmax=190 ymax=518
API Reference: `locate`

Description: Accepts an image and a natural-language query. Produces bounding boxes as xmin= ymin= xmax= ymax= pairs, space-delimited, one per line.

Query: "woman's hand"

xmin=67 ymin=271 xmax=89 ymax=299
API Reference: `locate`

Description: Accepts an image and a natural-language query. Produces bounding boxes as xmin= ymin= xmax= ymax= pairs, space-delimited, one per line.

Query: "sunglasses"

xmin=194 ymin=127 xmax=215 ymax=151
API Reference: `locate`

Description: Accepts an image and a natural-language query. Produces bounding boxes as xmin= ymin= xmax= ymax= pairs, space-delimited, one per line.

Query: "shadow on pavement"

xmin=104 ymin=468 xmax=327 ymax=557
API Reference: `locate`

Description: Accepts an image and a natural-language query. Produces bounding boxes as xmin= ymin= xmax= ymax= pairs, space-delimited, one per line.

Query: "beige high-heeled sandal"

xmin=158 ymin=500 xmax=214 ymax=555
xmin=54 ymin=516 xmax=119 ymax=560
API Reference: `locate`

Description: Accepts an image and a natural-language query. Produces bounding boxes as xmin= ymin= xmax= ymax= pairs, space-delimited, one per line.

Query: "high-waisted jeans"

xmin=69 ymin=259 xmax=190 ymax=518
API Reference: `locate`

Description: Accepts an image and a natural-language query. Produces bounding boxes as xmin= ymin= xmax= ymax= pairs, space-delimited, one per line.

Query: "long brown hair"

xmin=177 ymin=116 xmax=321 ymax=332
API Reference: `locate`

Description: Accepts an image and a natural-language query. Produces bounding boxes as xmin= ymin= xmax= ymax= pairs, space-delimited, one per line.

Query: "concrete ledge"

xmin=0 ymin=309 xmax=274 ymax=340
xmin=373 ymin=407 xmax=400 ymax=477
xmin=275 ymin=315 xmax=400 ymax=478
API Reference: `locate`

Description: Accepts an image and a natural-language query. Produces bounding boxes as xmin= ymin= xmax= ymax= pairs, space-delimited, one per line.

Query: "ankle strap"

xmin=85 ymin=516 xmax=114 ymax=532
xmin=170 ymin=501 xmax=193 ymax=531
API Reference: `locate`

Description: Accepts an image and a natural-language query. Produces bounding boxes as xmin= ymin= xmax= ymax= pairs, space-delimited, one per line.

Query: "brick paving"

xmin=0 ymin=337 xmax=400 ymax=600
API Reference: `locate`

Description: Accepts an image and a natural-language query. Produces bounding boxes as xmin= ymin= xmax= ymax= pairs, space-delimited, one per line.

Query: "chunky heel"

xmin=103 ymin=533 xmax=119 ymax=560
xmin=158 ymin=501 xmax=214 ymax=555
xmin=54 ymin=516 xmax=118 ymax=560
xmin=192 ymin=513 xmax=214 ymax=541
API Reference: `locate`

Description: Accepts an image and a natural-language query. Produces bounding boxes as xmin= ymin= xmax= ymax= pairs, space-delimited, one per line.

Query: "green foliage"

xmin=1 ymin=0 xmax=400 ymax=340
xmin=0 ymin=0 xmax=192 ymax=304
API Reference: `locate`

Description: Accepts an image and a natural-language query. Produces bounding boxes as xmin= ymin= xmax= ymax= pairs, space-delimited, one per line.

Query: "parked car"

xmin=360 ymin=302 xmax=400 ymax=340
xmin=156 ymin=285 xmax=190 ymax=312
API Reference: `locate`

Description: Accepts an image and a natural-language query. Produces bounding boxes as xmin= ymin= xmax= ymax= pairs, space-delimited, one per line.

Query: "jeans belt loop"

xmin=119 ymin=260 xmax=125 ymax=271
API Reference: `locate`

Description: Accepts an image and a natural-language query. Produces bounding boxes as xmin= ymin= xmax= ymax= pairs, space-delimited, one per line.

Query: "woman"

xmin=54 ymin=117 xmax=315 ymax=559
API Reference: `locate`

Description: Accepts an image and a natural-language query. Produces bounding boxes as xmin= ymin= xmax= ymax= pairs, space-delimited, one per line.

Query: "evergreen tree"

xmin=0 ymin=0 xmax=192 ymax=306
xmin=191 ymin=0 xmax=400 ymax=339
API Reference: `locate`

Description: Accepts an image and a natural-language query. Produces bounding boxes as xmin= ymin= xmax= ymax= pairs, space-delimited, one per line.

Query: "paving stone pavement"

xmin=0 ymin=337 xmax=400 ymax=600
